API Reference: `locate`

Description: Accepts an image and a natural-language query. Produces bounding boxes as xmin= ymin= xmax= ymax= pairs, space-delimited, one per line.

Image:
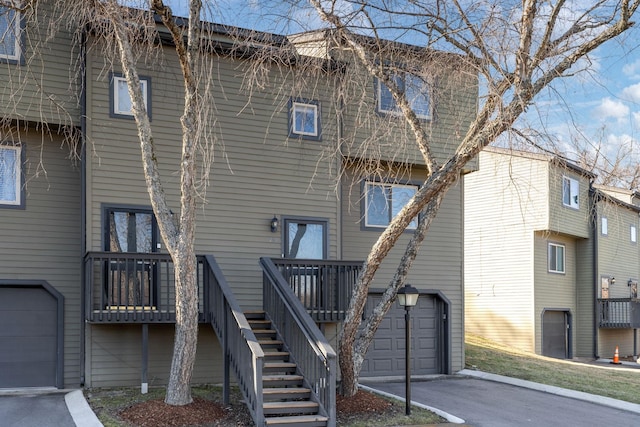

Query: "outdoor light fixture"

xmin=397 ymin=283 xmax=419 ymax=416
xmin=611 ymin=277 xmax=616 ymax=285
xmin=270 ymin=215 xmax=279 ymax=233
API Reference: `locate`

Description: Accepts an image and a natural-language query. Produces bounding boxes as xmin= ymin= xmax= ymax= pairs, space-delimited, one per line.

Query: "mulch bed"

xmin=118 ymin=389 xmax=393 ymax=426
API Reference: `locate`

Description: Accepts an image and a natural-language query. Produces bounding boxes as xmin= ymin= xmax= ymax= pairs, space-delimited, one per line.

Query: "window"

xmin=562 ymin=176 xmax=579 ymax=209
xmin=632 ymin=224 xmax=637 ymax=244
xmin=0 ymin=144 xmax=23 ymax=208
xmin=283 ymin=218 xmax=327 ymax=259
xmin=601 ymin=217 xmax=608 ymax=236
xmin=548 ymin=243 xmax=565 ymax=274
xmin=0 ymin=7 xmax=21 ymax=62
xmin=289 ymin=98 xmax=320 ymax=140
xmin=364 ymin=181 xmax=418 ymax=229
xmin=105 ymin=206 xmax=158 ymax=252
xmin=376 ymin=72 xmax=432 ymax=120
xmin=110 ymin=72 xmax=151 ymax=119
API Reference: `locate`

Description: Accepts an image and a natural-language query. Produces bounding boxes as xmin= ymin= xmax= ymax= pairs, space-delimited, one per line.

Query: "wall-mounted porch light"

xmin=270 ymin=215 xmax=279 ymax=233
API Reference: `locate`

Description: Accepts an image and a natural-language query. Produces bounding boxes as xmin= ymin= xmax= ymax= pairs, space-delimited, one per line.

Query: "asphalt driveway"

xmin=365 ymin=370 xmax=640 ymax=427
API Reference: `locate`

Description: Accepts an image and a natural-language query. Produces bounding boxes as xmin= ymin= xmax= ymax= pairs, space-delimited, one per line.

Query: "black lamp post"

xmin=397 ymin=283 xmax=419 ymax=416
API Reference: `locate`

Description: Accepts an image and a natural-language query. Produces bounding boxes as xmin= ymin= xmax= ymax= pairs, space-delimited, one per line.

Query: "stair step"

xmin=248 ymin=319 xmax=272 ymax=328
xmin=259 ymin=339 xmax=284 ymax=348
xmin=263 ymin=400 xmax=320 ymax=415
xmin=264 ymin=351 xmax=290 ymax=361
xmin=253 ymin=329 xmax=277 ymax=338
xmin=264 ymin=362 xmax=297 ymax=373
xmin=244 ymin=310 xmax=266 ymax=320
xmin=264 ymin=414 xmax=328 ymax=427
xmin=263 ymin=387 xmax=311 ymax=401
xmin=263 ymin=374 xmax=304 ymax=387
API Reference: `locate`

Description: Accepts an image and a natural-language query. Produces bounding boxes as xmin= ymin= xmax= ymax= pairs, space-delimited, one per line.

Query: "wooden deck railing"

xmin=269 ymin=258 xmax=362 ymax=322
xmin=260 ymin=257 xmax=337 ymax=427
xmin=205 ymin=255 xmax=265 ymax=425
xmin=598 ymin=298 xmax=640 ymax=328
xmin=84 ymin=252 xmax=208 ymax=323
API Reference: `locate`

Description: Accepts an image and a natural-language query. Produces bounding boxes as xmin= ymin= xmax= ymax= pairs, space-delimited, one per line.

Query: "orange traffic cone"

xmin=611 ymin=346 xmax=621 ymax=364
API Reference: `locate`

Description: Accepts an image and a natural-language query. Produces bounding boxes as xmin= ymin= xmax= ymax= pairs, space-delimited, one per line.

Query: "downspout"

xmin=590 ymin=182 xmax=599 ymax=359
xmin=79 ymin=28 xmax=88 ymax=387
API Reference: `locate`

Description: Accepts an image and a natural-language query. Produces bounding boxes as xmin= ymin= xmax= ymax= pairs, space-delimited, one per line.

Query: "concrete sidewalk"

xmin=0 ymin=388 xmax=102 ymax=427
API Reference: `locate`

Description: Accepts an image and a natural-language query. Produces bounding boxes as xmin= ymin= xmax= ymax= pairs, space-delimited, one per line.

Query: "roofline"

xmin=484 ymin=146 xmax=597 ymax=179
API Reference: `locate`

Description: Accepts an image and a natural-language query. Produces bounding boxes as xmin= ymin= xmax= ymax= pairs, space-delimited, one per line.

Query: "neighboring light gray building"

xmin=465 ymin=146 xmax=640 ymax=361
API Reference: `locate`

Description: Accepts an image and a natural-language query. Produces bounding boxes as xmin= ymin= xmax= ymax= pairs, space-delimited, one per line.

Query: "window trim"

xmin=548 ymin=242 xmax=566 ymax=274
xmin=632 ymin=224 xmax=637 ymax=244
xmin=102 ymin=204 xmax=159 ymax=252
xmin=362 ymin=179 xmax=419 ymax=231
xmin=375 ymin=72 xmax=433 ymax=120
xmin=0 ymin=7 xmax=24 ymax=64
xmin=109 ymin=72 xmax=152 ymax=120
xmin=288 ymin=98 xmax=321 ymax=141
xmin=562 ymin=175 xmax=579 ymax=210
xmin=282 ymin=216 xmax=329 ymax=259
xmin=601 ymin=217 xmax=608 ymax=236
xmin=0 ymin=143 xmax=25 ymax=209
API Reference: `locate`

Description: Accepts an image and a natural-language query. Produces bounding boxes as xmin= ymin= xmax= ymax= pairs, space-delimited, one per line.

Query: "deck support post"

xmin=142 ymin=323 xmax=149 ymax=394
xmin=223 ymin=302 xmax=230 ymax=405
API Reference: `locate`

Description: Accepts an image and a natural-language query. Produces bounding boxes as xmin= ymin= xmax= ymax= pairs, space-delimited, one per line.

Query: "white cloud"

xmin=621 ymin=83 xmax=640 ymax=103
xmin=593 ymin=97 xmax=629 ymax=120
xmin=622 ymin=58 xmax=640 ymax=79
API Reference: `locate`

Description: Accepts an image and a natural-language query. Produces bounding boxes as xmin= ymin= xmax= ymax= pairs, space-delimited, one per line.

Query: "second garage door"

xmin=0 ymin=284 xmax=61 ymax=388
xmin=360 ymin=292 xmax=446 ymax=377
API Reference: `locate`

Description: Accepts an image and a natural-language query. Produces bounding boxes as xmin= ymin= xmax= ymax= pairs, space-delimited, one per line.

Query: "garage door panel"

xmin=0 ymin=285 xmax=60 ymax=388
xmin=360 ymin=293 xmax=442 ymax=377
xmin=0 ymin=362 xmax=56 ymax=388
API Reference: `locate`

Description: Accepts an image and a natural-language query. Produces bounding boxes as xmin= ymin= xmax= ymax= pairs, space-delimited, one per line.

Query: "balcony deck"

xmin=84 ymin=252 xmax=209 ymax=323
xmin=598 ymin=298 xmax=640 ymax=328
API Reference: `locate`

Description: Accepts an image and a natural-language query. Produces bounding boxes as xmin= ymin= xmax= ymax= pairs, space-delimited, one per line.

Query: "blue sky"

xmin=159 ymin=0 xmax=640 ymax=170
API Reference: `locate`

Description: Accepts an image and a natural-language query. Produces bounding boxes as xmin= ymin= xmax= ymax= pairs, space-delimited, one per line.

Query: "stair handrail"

xmin=204 ymin=255 xmax=265 ymax=426
xmin=260 ymin=257 xmax=337 ymax=427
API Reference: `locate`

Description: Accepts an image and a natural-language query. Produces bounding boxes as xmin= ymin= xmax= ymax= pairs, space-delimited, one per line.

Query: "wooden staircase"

xmin=245 ymin=311 xmax=329 ymax=427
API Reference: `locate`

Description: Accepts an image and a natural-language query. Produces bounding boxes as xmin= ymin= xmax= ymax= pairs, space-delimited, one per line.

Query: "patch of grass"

xmin=466 ymin=334 xmax=640 ymax=404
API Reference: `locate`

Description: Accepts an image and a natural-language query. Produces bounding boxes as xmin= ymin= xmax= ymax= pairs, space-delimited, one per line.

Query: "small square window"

xmin=0 ymin=7 xmax=21 ymax=62
xmin=364 ymin=181 xmax=418 ymax=230
xmin=289 ymin=99 xmax=320 ymax=140
xmin=376 ymin=72 xmax=432 ymax=120
xmin=110 ymin=72 xmax=151 ymax=120
xmin=632 ymin=225 xmax=637 ymax=243
xmin=562 ymin=176 xmax=579 ymax=209
xmin=0 ymin=144 xmax=23 ymax=208
xmin=548 ymin=242 xmax=565 ymax=274
xmin=601 ymin=217 xmax=608 ymax=236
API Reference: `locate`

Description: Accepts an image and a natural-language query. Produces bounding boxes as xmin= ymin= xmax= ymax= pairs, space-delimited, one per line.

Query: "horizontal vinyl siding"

xmin=574 ymin=237 xmax=594 ymax=357
xmin=0 ymin=129 xmax=81 ymax=387
xmin=464 ymin=150 xmax=551 ymax=353
xmin=87 ymin=325 xmax=221 ymax=387
xmin=342 ymin=169 xmax=465 ymax=371
xmin=547 ymin=168 xmax=590 ymax=238
xmin=598 ymin=329 xmax=636 ymax=359
xmin=340 ymin=60 xmax=478 ymax=170
xmin=0 ymin=4 xmax=80 ymax=125
xmin=85 ymin=43 xmax=341 ymax=384
xmin=597 ymin=201 xmax=640 ymax=298
xmin=533 ymin=233 xmax=577 ymax=355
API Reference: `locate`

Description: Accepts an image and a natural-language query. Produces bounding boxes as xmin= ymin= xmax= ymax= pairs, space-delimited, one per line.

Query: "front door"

xmin=283 ymin=218 xmax=328 ymax=308
xmin=104 ymin=207 xmax=158 ymax=308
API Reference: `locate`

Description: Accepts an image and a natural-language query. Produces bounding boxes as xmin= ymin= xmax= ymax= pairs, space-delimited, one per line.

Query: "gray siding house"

xmin=0 ymin=4 xmax=477 ymax=426
xmin=465 ymin=147 xmax=640 ymax=361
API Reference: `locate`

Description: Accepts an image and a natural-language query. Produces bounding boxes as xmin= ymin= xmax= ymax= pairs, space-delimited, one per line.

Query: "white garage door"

xmin=0 ymin=284 xmax=61 ymax=388
xmin=360 ymin=292 xmax=444 ymax=377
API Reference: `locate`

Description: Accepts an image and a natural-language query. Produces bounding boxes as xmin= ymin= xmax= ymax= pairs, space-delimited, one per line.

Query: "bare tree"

xmin=300 ymin=0 xmax=640 ymax=396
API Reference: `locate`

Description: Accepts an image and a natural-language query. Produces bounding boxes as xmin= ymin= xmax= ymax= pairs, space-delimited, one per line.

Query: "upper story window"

xmin=548 ymin=242 xmax=565 ymax=274
xmin=601 ymin=217 xmax=608 ymax=236
xmin=632 ymin=224 xmax=637 ymax=244
xmin=364 ymin=181 xmax=418 ymax=230
xmin=0 ymin=144 xmax=23 ymax=208
xmin=562 ymin=176 xmax=579 ymax=209
xmin=110 ymin=72 xmax=151 ymax=120
xmin=0 ymin=7 xmax=21 ymax=62
xmin=289 ymin=98 xmax=320 ymax=140
xmin=376 ymin=72 xmax=432 ymax=120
